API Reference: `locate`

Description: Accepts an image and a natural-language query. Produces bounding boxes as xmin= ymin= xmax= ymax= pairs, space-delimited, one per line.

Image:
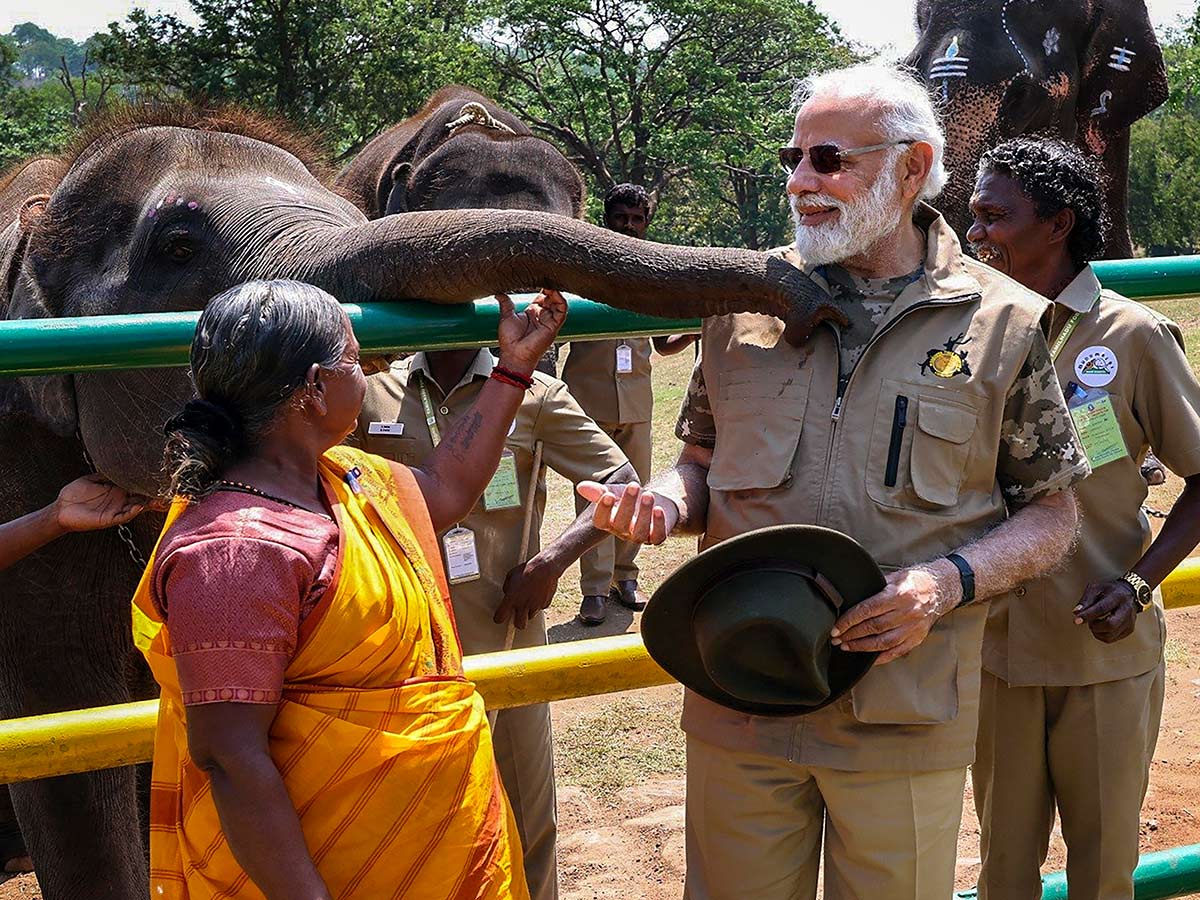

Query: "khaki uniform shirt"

xmin=984 ymin=266 xmax=1200 ymax=687
xmin=674 ymin=206 xmax=1090 ymax=772
xmin=562 ymin=338 xmax=654 ymax=424
xmin=355 ymin=351 xmax=628 ymax=653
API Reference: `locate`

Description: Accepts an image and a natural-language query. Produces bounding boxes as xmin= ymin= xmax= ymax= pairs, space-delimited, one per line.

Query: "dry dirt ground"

xmin=4 ymin=340 xmax=1200 ymax=899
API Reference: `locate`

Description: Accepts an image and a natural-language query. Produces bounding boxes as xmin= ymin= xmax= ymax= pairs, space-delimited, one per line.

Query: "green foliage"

xmin=1129 ymin=10 xmax=1200 ymax=256
xmin=96 ymin=0 xmax=497 ymax=155
xmin=485 ymin=0 xmax=854 ymax=247
xmin=0 ymin=82 xmax=77 ymax=170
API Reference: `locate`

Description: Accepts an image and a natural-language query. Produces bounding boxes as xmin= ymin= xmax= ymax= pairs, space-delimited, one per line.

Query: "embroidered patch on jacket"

xmin=920 ymin=333 xmax=973 ymax=378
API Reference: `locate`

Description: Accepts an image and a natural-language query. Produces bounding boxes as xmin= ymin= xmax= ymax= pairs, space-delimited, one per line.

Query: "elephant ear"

xmin=1076 ymin=0 xmax=1168 ymax=151
xmin=0 ymin=196 xmax=78 ymax=438
xmin=382 ymin=162 xmax=413 ymax=215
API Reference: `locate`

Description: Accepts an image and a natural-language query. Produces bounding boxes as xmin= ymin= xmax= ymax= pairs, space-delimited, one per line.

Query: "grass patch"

xmin=1165 ymin=637 xmax=1191 ymax=666
xmin=556 ymin=691 xmax=686 ymax=801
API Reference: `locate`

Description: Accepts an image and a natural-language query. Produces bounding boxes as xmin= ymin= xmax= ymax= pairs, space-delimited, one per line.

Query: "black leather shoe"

xmin=579 ymin=594 xmax=608 ymax=625
xmin=610 ymin=580 xmax=648 ymax=611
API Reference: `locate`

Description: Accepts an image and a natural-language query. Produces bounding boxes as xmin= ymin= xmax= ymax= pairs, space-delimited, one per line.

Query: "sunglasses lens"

xmin=779 ymin=148 xmax=803 ymax=173
xmin=810 ymin=145 xmax=843 ymax=174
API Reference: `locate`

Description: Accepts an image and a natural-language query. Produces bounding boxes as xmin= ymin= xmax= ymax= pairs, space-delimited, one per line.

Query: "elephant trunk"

xmin=298 ymin=209 xmax=833 ymax=331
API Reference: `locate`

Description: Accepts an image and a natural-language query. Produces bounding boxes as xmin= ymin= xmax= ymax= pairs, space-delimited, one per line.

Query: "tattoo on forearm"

xmin=442 ymin=411 xmax=485 ymax=463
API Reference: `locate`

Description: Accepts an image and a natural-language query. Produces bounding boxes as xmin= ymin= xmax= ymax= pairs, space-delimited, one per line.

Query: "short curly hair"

xmin=977 ymin=138 xmax=1109 ymax=269
xmin=603 ymin=183 xmax=654 ymax=218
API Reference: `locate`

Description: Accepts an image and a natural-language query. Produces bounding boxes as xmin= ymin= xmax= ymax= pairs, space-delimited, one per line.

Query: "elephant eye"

xmin=160 ymin=232 xmax=195 ymax=264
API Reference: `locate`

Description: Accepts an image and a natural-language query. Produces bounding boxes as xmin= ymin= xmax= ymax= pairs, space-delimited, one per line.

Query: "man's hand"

xmin=576 ymin=481 xmax=678 ymax=546
xmin=1074 ymin=579 xmax=1141 ymax=643
xmin=495 ymin=289 xmax=568 ymax=375
xmin=53 ymin=475 xmax=149 ymax=532
xmin=495 ymin=556 xmax=563 ymax=629
xmin=830 ymin=560 xmax=961 ymax=665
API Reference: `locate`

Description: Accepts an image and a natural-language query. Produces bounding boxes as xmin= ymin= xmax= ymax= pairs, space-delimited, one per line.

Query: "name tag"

xmin=616 ymin=342 xmax=634 ymax=374
xmin=482 ymin=450 xmax=522 ymax=511
xmin=1067 ymin=386 xmax=1129 ymax=469
xmin=442 ymin=526 xmax=481 ymax=583
xmin=368 ymin=421 xmax=405 ymax=437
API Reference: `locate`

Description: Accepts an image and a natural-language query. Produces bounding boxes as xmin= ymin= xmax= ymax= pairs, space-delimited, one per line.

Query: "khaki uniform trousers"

xmin=577 ymin=419 xmax=652 ymax=596
xmin=492 ymin=700 xmax=558 ymax=900
xmin=974 ymin=664 xmax=1165 ymax=900
xmin=682 ymin=736 xmax=966 ymax=900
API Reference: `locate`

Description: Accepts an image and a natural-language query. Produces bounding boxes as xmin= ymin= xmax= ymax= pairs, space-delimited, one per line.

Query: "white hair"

xmin=792 ymin=62 xmax=948 ymax=200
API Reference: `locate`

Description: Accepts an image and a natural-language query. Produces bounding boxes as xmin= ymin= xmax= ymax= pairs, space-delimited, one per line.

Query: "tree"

xmin=484 ymin=0 xmax=852 ymax=247
xmin=96 ymin=0 xmax=498 ymax=155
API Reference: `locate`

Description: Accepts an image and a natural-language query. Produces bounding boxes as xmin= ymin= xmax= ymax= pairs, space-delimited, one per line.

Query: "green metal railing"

xmin=0 ymin=254 xmax=1197 ymax=377
xmin=954 ymin=843 xmax=1200 ymax=899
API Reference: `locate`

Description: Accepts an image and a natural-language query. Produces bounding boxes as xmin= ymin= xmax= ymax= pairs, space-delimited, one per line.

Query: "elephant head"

xmin=337 ymin=85 xmax=585 ymax=219
xmin=906 ymin=0 xmax=1167 ymax=257
xmin=0 ymin=105 xmax=836 ymax=497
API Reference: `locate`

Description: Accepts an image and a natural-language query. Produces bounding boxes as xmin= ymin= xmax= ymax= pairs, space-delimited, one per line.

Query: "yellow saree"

xmin=132 ymin=446 xmax=528 ymax=900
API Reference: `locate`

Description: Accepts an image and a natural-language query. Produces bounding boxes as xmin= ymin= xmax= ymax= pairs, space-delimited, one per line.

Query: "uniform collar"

xmin=1053 ymin=265 xmax=1102 ymax=314
xmin=795 ymin=203 xmax=981 ymax=308
xmin=407 ymin=349 xmax=496 ymax=396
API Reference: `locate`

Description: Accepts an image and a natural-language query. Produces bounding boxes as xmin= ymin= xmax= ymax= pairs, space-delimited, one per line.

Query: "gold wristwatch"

xmin=1119 ymin=571 xmax=1153 ymax=612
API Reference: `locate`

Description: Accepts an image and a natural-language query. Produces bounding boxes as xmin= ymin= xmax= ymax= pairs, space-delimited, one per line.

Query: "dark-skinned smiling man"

xmin=968 ymin=138 xmax=1200 ymax=900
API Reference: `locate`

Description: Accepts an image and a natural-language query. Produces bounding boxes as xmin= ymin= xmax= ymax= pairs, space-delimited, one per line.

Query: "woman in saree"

xmin=133 ymin=279 xmax=567 ymax=900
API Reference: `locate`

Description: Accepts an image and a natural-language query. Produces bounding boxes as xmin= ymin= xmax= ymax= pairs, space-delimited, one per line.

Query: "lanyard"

xmin=1049 ymin=312 xmax=1083 ymax=362
xmin=417 ymin=376 xmax=443 ymax=446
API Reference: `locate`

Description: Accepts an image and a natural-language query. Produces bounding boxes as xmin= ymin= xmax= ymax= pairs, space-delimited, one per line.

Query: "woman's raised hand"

xmin=495 ymin=289 xmax=568 ymax=374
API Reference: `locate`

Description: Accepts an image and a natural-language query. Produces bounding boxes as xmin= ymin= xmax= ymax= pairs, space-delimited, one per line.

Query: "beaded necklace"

xmin=215 ymin=480 xmax=333 ymax=520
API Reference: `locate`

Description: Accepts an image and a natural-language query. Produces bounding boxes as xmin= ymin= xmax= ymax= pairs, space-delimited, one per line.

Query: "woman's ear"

xmin=1050 ymin=206 xmax=1076 ymax=246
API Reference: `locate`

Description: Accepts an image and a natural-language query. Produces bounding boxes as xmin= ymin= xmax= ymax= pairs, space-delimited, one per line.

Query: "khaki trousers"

xmin=577 ymin=419 xmax=652 ymax=596
xmin=492 ymin=701 xmax=558 ymax=900
xmin=682 ymin=736 xmax=966 ymax=900
xmin=974 ymin=664 xmax=1165 ymax=900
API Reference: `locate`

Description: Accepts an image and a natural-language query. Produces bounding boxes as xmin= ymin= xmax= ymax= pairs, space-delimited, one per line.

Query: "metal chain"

xmin=1143 ymin=504 xmax=1170 ymax=520
xmin=76 ymin=431 xmax=150 ymax=570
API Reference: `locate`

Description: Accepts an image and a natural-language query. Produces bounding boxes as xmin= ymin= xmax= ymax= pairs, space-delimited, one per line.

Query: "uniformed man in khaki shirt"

xmin=576 ymin=64 xmax=1090 ymax=900
xmin=967 ymin=139 xmax=1200 ymax=900
xmin=562 ymin=183 xmax=656 ymax=624
xmin=354 ymin=347 xmax=633 ymax=900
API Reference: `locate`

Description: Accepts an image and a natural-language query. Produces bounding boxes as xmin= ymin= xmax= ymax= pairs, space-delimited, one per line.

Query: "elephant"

xmin=0 ymin=103 xmax=837 ymax=899
xmin=907 ymin=0 xmax=1167 ymax=257
xmin=336 ymin=84 xmax=585 ymax=220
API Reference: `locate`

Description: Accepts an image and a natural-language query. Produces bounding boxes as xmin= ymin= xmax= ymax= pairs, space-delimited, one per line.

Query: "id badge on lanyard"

xmin=1052 ymin=309 xmax=1127 ymax=470
xmin=442 ymin=525 xmax=481 ymax=583
xmin=616 ymin=341 xmax=634 ymax=374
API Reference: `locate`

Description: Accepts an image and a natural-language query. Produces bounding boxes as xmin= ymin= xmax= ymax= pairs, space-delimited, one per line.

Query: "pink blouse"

xmin=150 ymin=490 xmax=339 ymax=706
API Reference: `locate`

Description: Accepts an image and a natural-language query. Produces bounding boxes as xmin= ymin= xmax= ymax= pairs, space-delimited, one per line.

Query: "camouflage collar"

xmin=1054 ymin=266 xmax=1103 ymax=314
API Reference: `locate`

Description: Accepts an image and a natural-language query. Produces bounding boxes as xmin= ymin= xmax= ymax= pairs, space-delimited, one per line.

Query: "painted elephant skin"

xmin=0 ymin=104 xmax=836 ymax=899
xmin=337 ymin=84 xmax=585 ymax=219
xmin=907 ymin=0 xmax=1167 ymax=257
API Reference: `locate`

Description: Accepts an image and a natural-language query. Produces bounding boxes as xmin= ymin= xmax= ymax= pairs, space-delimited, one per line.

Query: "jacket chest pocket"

xmin=363 ymin=434 xmax=421 ymax=465
xmin=708 ymin=367 xmax=812 ymax=492
xmin=865 ymin=380 xmax=979 ymax=511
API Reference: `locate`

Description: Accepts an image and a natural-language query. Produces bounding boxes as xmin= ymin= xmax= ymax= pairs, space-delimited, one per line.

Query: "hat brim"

xmin=642 ymin=525 xmax=886 ymax=717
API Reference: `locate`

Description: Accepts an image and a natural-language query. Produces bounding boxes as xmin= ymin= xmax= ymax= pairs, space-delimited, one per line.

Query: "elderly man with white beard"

xmin=572 ymin=63 xmax=1091 ymax=899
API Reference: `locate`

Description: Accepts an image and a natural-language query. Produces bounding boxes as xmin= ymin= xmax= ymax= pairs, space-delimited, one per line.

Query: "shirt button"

xmin=439 ymin=406 xmax=450 ymax=415
xmin=1015 ymin=586 xmax=1027 ymax=597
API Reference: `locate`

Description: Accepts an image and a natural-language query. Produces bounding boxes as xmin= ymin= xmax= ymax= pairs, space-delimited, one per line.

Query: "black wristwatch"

xmin=946 ymin=553 xmax=975 ymax=608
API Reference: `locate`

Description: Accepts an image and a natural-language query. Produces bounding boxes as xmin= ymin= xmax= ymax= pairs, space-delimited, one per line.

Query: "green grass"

xmin=555 ymin=691 xmax=686 ymax=801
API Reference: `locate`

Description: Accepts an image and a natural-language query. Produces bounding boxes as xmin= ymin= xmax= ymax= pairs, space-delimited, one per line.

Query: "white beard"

xmin=791 ymin=160 xmax=904 ymax=266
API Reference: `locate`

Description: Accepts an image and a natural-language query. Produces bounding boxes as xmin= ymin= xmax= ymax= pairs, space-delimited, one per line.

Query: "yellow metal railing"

xmin=1 ymin=562 xmax=1196 ymax=785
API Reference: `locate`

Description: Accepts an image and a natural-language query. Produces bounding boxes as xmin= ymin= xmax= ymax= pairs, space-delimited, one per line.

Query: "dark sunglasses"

xmin=778 ymin=140 xmax=915 ymax=175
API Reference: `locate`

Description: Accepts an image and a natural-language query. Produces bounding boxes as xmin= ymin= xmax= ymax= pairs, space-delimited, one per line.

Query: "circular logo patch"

xmin=1074 ymin=345 xmax=1118 ymax=388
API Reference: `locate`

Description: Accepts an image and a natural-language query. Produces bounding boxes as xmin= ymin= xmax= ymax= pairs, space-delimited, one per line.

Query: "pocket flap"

xmin=917 ymin=398 xmax=975 ymax=444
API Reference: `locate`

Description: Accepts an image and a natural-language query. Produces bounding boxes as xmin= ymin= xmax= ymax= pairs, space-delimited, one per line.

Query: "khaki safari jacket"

xmin=985 ymin=265 xmax=1200 ymax=687
xmin=355 ymin=350 xmax=628 ymax=653
xmin=675 ymin=206 xmax=1090 ymax=772
xmin=562 ymin=338 xmax=654 ymax=425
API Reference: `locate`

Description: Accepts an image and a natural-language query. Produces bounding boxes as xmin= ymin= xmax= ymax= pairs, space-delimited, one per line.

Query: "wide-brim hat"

xmin=642 ymin=525 xmax=886 ymax=717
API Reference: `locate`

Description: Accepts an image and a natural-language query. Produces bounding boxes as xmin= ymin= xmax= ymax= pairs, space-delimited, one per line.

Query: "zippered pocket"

xmin=884 ymin=395 xmax=908 ymax=487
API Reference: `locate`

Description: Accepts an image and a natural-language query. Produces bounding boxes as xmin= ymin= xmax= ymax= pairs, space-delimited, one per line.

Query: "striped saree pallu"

xmin=132 ymin=447 xmax=528 ymax=900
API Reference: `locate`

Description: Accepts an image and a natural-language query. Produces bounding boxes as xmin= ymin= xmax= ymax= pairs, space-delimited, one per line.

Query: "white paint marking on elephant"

xmin=1001 ymin=0 xmax=1031 ymax=74
xmin=263 ymin=176 xmax=301 ymax=196
xmin=931 ymin=34 xmax=970 ymax=90
xmin=1109 ymin=45 xmax=1136 ymax=72
xmin=1043 ymin=27 xmax=1061 ymax=56
xmin=1091 ymin=90 xmax=1113 ymax=117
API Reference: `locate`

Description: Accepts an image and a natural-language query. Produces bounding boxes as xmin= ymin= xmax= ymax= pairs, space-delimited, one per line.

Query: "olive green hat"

xmin=641 ymin=525 xmax=885 ymax=717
